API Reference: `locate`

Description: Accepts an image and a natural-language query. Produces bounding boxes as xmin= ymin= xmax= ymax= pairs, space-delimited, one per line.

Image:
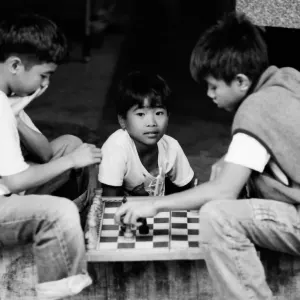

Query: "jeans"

xmin=0 ymin=194 xmax=87 ymax=283
xmin=199 ymin=199 xmax=300 ymax=300
xmin=25 ymin=134 xmax=86 ymax=200
xmin=0 ymin=134 xmax=95 ymax=286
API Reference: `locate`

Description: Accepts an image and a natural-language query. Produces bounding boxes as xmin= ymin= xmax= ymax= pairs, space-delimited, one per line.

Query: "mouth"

xmin=144 ymin=132 xmax=159 ymax=137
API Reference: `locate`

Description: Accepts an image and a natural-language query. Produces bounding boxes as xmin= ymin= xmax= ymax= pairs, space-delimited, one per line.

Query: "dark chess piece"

xmin=138 ymin=218 xmax=149 ymax=235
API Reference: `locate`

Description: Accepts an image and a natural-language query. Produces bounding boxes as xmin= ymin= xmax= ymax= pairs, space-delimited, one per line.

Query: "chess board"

xmin=85 ymin=191 xmax=204 ymax=261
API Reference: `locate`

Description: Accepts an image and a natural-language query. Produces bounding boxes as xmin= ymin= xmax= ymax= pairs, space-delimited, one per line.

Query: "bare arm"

xmin=155 ymin=162 xmax=251 ymax=211
xmin=2 ymin=143 xmax=102 ymax=193
xmin=115 ymin=162 xmax=252 ymax=225
xmin=17 ymin=116 xmax=53 ymax=163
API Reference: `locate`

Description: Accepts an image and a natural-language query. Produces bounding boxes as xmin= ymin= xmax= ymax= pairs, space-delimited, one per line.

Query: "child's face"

xmin=120 ymin=99 xmax=169 ymax=151
xmin=10 ymin=61 xmax=57 ymax=97
xmin=205 ymin=75 xmax=248 ymax=112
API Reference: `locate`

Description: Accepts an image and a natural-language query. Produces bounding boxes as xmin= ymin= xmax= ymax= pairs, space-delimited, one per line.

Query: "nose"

xmin=41 ymin=78 xmax=50 ymax=88
xmin=146 ymin=112 xmax=157 ymax=127
xmin=207 ymin=88 xmax=214 ymax=99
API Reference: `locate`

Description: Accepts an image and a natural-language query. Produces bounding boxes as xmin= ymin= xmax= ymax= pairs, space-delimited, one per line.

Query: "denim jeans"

xmin=199 ymin=199 xmax=300 ymax=300
xmin=25 ymin=134 xmax=86 ymax=199
xmin=0 ymin=193 xmax=87 ymax=283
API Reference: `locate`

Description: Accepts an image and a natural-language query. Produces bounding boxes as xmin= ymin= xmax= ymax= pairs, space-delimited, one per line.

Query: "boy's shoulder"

xmin=158 ymin=134 xmax=181 ymax=151
xmin=102 ymin=129 xmax=132 ymax=151
xmin=0 ymin=91 xmax=12 ymax=114
xmin=233 ymin=66 xmax=300 ymax=133
xmin=237 ymin=66 xmax=300 ymax=114
xmin=160 ymin=134 xmax=178 ymax=144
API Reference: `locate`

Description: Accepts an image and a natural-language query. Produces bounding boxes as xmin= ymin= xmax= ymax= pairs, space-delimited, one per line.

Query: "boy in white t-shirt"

xmin=0 ymin=14 xmax=102 ymax=299
xmin=115 ymin=13 xmax=300 ymax=300
xmin=99 ymin=71 xmax=195 ymax=196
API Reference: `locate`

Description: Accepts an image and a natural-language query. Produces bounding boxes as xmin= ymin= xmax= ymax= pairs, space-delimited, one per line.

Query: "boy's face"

xmin=205 ymin=75 xmax=249 ymax=112
xmin=10 ymin=59 xmax=57 ymax=97
xmin=119 ymin=98 xmax=169 ymax=152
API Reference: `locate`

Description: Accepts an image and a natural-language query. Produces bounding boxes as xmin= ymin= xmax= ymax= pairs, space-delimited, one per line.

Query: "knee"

xmin=44 ymin=196 xmax=82 ymax=231
xmin=199 ymin=200 xmax=226 ymax=243
xmin=61 ymin=134 xmax=83 ymax=150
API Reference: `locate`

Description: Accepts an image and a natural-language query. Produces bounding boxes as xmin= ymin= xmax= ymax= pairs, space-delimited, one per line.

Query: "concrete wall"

xmin=236 ymin=0 xmax=300 ymax=28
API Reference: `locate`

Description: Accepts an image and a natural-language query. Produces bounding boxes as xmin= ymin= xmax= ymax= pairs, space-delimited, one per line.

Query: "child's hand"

xmin=114 ymin=199 xmax=158 ymax=226
xmin=68 ymin=143 xmax=102 ymax=169
xmin=210 ymin=156 xmax=225 ymax=181
xmin=10 ymin=85 xmax=48 ymax=116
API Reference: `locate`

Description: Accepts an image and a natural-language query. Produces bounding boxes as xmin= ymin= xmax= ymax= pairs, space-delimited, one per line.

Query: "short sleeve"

xmin=98 ymin=142 xmax=127 ymax=187
xmin=225 ymin=133 xmax=270 ymax=172
xmin=168 ymin=141 xmax=194 ymax=187
xmin=0 ymin=93 xmax=29 ymax=176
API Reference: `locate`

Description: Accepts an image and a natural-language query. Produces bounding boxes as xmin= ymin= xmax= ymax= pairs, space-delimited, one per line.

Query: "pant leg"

xmin=199 ymin=199 xmax=300 ymax=300
xmin=25 ymin=135 xmax=85 ymax=198
xmin=0 ymin=193 xmax=87 ymax=283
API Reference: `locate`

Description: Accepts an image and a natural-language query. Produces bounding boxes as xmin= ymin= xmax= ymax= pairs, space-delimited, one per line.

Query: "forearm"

xmin=154 ymin=179 xmax=239 ymax=212
xmin=18 ymin=120 xmax=52 ymax=162
xmin=3 ymin=156 xmax=73 ymax=193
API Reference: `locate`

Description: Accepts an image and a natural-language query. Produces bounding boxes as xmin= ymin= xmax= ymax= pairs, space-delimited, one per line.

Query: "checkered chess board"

xmin=86 ymin=196 xmax=204 ymax=261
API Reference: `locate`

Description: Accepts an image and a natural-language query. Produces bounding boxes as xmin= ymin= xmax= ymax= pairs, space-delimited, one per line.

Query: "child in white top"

xmin=0 ymin=14 xmax=102 ymax=299
xmin=99 ymin=71 xmax=195 ymax=196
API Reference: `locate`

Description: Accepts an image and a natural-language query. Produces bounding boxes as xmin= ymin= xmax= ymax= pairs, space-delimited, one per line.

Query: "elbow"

xmin=2 ymin=176 xmax=25 ymax=194
xmin=40 ymin=152 xmax=52 ymax=163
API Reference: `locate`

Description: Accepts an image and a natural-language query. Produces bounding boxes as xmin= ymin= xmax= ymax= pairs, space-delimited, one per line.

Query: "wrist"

xmin=152 ymin=197 xmax=165 ymax=213
xmin=63 ymin=155 xmax=75 ymax=170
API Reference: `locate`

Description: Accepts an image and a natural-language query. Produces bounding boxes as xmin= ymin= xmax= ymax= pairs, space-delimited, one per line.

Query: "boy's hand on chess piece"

xmin=68 ymin=143 xmax=102 ymax=168
xmin=114 ymin=199 xmax=158 ymax=226
xmin=9 ymin=85 xmax=49 ymax=116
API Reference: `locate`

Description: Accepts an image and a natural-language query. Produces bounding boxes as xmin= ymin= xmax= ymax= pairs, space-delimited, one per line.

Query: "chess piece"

xmin=120 ymin=195 xmax=128 ymax=232
xmin=138 ymin=218 xmax=149 ymax=235
xmin=124 ymin=224 xmax=134 ymax=240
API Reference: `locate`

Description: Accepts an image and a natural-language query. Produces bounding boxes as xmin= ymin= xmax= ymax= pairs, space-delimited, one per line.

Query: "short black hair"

xmin=0 ymin=13 xmax=68 ymax=65
xmin=190 ymin=12 xmax=269 ymax=85
xmin=116 ymin=71 xmax=172 ymax=118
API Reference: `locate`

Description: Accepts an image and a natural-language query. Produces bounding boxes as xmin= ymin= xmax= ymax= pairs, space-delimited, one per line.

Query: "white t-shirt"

xmin=0 ymin=91 xmax=29 ymax=195
xmin=98 ymin=129 xmax=194 ymax=196
xmin=225 ymin=133 xmax=289 ymax=185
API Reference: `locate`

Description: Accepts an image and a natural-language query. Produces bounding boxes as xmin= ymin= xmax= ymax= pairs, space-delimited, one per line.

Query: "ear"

xmin=235 ymin=74 xmax=252 ymax=92
xmin=5 ymin=56 xmax=24 ymax=75
xmin=118 ymin=115 xmax=126 ymax=130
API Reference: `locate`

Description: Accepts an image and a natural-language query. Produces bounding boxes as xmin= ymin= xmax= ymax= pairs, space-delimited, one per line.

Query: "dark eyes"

xmin=156 ymin=111 xmax=165 ymax=115
xmin=136 ymin=111 xmax=165 ymax=116
xmin=41 ymin=74 xmax=50 ymax=80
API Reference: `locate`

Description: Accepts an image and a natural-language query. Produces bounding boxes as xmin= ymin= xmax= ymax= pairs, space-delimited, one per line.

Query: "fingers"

xmin=81 ymin=143 xmax=102 ymax=157
xmin=123 ymin=209 xmax=133 ymax=225
xmin=114 ymin=203 xmax=140 ymax=226
xmin=114 ymin=204 xmax=127 ymax=224
xmin=210 ymin=164 xmax=222 ymax=181
xmin=71 ymin=143 xmax=102 ymax=168
xmin=31 ymin=85 xmax=48 ymax=99
xmin=209 ymin=166 xmax=216 ymax=181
